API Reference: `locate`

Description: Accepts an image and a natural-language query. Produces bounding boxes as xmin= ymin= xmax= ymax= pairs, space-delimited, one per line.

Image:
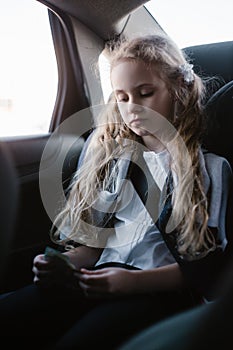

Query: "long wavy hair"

xmin=51 ymin=34 xmax=217 ymax=259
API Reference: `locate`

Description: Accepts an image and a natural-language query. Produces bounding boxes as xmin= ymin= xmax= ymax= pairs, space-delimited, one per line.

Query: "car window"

xmin=98 ymin=0 xmax=233 ymax=101
xmin=0 ymin=0 xmax=58 ymax=137
xmin=98 ymin=53 xmax=112 ymax=103
xmin=145 ymin=0 xmax=233 ymax=48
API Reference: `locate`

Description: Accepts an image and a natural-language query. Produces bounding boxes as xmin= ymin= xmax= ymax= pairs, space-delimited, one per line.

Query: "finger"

xmin=79 ymin=273 xmax=107 ymax=286
xmin=33 ymin=254 xmax=45 ymax=263
xmin=33 ymin=276 xmax=39 ymax=284
xmin=80 ymin=268 xmax=107 ymax=275
xmin=32 ymin=267 xmax=50 ymax=279
xmin=33 ymin=276 xmax=49 ymax=284
xmin=33 ymin=259 xmax=51 ymax=270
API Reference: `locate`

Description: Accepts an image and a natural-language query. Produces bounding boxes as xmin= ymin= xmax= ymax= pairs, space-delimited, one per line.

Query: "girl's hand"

xmin=32 ymin=254 xmax=76 ymax=288
xmin=77 ymin=267 xmax=138 ymax=298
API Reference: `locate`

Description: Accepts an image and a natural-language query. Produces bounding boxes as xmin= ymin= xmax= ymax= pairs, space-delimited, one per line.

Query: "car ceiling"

xmin=39 ymin=0 xmax=150 ymax=39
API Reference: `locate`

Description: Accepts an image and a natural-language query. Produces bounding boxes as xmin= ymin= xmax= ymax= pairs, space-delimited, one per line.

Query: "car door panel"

xmin=1 ymin=134 xmax=84 ymax=292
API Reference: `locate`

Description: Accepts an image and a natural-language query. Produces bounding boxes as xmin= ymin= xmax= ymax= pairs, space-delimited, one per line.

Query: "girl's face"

xmin=111 ymin=59 xmax=176 ymax=138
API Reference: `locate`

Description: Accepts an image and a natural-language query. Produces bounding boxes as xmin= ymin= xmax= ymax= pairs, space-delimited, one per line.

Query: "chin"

xmin=132 ymin=128 xmax=150 ymax=137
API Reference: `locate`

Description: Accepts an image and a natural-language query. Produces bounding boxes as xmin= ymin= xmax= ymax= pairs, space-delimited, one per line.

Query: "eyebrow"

xmin=114 ymin=83 xmax=155 ymax=93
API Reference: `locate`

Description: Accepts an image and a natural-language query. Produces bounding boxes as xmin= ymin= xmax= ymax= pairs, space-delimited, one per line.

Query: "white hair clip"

xmin=178 ymin=63 xmax=194 ymax=84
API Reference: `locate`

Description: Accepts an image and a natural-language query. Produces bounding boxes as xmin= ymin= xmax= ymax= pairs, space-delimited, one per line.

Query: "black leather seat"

xmin=203 ymin=80 xmax=233 ymax=169
xmin=183 ymin=41 xmax=233 ymax=170
xmin=184 ymin=41 xmax=233 ymax=85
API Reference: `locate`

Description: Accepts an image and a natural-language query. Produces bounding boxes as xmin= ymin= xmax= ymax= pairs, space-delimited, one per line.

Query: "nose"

xmin=127 ymin=101 xmax=143 ymax=114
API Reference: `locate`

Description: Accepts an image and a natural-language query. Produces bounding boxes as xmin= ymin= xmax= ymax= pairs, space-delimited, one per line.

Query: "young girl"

xmin=0 ymin=34 xmax=232 ymax=349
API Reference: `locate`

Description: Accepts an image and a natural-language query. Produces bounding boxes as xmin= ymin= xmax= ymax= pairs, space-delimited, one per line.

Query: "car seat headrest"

xmin=202 ymin=80 xmax=233 ymax=167
xmin=184 ymin=41 xmax=233 ymax=85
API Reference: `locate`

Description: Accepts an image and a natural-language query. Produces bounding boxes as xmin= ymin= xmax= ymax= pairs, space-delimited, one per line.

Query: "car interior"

xmin=0 ymin=0 xmax=232 ymax=345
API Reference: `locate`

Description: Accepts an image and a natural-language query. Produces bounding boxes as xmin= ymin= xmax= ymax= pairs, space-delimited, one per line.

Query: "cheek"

xmin=117 ymin=103 xmax=128 ymax=123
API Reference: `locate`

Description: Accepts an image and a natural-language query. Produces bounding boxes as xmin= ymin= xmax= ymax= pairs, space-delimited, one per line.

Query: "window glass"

xmin=145 ymin=0 xmax=233 ymax=48
xmin=0 ymin=0 xmax=58 ymax=137
xmin=98 ymin=53 xmax=112 ymax=103
xmin=99 ymin=0 xmax=233 ymax=100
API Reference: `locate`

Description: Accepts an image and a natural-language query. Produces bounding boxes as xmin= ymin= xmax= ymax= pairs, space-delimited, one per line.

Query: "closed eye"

xmin=115 ymin=90 xmax=154 ymax=101
xmin=140 ymin=91 xmax=154 ymax=97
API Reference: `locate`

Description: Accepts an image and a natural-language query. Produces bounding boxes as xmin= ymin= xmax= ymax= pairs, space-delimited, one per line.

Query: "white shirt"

xmin=95 ymin=149 xmax=176 ymax=270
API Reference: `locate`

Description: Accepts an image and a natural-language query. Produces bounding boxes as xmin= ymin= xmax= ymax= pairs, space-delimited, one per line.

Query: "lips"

xmin=130 ymin=118 xmax=144 ymax=125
